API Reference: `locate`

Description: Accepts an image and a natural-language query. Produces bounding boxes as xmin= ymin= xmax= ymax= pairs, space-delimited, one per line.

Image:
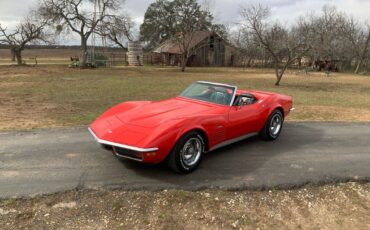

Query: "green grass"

xmin=1 ymin=65 xmax=370 ymax=130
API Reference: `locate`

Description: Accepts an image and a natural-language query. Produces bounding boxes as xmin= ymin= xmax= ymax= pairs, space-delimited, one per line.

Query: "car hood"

xmin=115 ymin=97 xmax=216 ymax=128
xmin=90 ymin=97 xmax=218 ymax=147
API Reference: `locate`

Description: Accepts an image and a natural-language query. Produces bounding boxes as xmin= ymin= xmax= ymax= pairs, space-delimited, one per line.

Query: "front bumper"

xmin=88 ymin=127 xmax=159 ymax=162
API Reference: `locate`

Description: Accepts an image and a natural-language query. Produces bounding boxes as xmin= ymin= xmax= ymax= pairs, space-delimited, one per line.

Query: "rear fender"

xmin=268 ymin=96 xmax=293 ymax=118
xmin=268 ymin=104 xmax=284 ymax=118
xmin=258 ymin=101 xmax=284 ymax=132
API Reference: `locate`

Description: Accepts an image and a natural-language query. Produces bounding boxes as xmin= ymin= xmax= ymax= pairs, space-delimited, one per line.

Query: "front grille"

xmin=113 ymin=147 xmax=143 ymax=161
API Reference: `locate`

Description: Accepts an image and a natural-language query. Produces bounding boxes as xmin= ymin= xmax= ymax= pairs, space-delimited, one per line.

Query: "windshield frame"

xmin=179 ymin=81 xmax=237 ymax=106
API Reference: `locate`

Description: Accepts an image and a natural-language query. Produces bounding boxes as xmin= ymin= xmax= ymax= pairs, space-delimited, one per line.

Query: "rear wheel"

xmin=167 ymin=131 xmax=205 ymax=174
xmin=260 ymin=109 xmax=284 ymax=141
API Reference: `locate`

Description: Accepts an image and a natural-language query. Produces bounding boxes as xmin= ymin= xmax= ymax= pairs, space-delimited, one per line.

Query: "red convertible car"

xmin=89 ymin=81 xmax=293 ymax=173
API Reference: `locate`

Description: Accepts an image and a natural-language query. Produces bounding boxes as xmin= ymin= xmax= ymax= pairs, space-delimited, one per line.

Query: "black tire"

xmin=260 ymin=109 xmax=284 ymax=141
xmin=167 ymin=131 xmax=205 ymax=174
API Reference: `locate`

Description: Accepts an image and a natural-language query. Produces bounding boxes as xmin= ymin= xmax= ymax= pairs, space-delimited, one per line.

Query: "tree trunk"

xmin=355 ymin=59 xmax=363 ymax=74
xmin=274 ymin=61 xmax=289 ymax=86
xmin=181 ymin=54 xmax=187 ymax=72
xmin=355 ymin=28 xmax=370 ymax=74
xmin=247 ymin=57 xmax=253 ymax=67
xmin=274 ymin=62 xmax=281 ymax=86
xmin=10 ymin=48 xmax=16 ymax=62
xmin=80 ymin=37 xmax=88 ymax=68
xmin=263 ymin=57 xmax=268 ymax=67
xmin=15 ymin=50 xmax=23 ymax=65
xmin=275 ymin=72 xmax=284 ymax=86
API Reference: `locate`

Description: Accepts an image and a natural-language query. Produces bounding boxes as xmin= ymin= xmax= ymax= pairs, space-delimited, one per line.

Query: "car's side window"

xmin=234 ymin=94 xmax=257 ymax=106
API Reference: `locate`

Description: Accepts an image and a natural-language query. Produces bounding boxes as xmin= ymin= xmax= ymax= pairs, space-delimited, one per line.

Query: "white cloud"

xmin=0 ymin=0 xmax=39 ymax=26
xmin=1 ymin=0 xmax=370 ymax=45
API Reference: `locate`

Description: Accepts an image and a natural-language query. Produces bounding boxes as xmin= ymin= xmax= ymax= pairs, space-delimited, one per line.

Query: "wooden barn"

xmin=152 ymin=31 xmax=239 ymax=67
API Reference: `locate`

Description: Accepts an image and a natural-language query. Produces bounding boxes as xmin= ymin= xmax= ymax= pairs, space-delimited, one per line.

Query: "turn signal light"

xmin=145 ymin=152 xmax=157 ymax=157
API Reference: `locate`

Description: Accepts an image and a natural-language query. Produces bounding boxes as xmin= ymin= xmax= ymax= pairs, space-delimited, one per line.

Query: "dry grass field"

xmin=0 ymin=48 xmax=125 ymax=65
xmin=1 ymin=183 xmax=369 ymax=229
xmin=0 ymin=65 xmax=370 ymax=130
xmin=0 ymin=48 xmax=79 ymax=58
xmin=0 ymin=48 xmax=80 ymax=65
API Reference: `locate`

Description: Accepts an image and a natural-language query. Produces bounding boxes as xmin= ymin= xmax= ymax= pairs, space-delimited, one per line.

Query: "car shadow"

xmin=117 ymin=123 xmax=324 ymax=189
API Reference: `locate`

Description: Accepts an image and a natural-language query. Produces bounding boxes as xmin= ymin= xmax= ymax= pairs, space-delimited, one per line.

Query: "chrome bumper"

xmin=88 ymin=127 xmax=159 ymax=153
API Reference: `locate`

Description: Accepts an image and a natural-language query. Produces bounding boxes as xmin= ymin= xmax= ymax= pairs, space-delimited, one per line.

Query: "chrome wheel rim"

xmin=181 ymin=137 xmax=202 ymax=167
xmin=270 ymin=114 xmax=282 ymax=137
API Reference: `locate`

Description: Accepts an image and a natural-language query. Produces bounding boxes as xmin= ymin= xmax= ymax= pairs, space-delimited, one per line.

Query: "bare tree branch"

xmin=0 ymin=11 xmax=52 ymax=65
xmin=240 ymin=4 xmax=311 ymax=85
xmin=40 ymin=0 xmax=125 ymax=67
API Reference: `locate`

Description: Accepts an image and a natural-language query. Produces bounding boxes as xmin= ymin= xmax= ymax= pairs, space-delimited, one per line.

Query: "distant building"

xmin=152 ymin=31 xmax=240 ymax=67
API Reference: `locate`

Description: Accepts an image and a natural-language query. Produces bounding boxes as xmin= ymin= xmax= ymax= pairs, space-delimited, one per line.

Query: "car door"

xmin=227 ymin=100 xmax=263 ymax=140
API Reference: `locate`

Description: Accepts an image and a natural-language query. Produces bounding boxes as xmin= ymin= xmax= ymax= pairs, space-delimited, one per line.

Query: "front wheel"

xmin=167 ymin=131 xmax=205 ymax=174
xmin=260 ymin=109 xmax=284 ymax=141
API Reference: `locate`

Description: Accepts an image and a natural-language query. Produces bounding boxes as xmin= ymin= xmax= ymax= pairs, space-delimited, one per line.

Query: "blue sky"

xmin=1 ymin=0 xmax=370 ymax=45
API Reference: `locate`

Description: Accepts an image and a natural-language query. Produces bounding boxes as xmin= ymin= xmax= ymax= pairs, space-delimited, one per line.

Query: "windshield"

xmin=180 ymin=82 xmax=236 ymax=106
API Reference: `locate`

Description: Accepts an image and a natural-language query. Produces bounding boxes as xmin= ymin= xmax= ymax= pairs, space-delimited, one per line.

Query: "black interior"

xmin=233 ymin=93 xmax=257 ymax=106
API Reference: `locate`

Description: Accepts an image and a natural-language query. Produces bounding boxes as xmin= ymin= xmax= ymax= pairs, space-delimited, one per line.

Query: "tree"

xmin=140 ymin=0 xmax=176 ymax=50
xmin=240 ymin=4 xmax=311 ymax=85
xmin=40 ymin=0 xmax=123 ymax=67
xmin=98 ymin=15 xmax=134 ymax=48
xmin=339 ymin=17 xmax=370 ymax=74
xmin=172 ymin=0 xmax=214 ymax=71
xmin=210 ymin=23 xmax=229 ymax=41
xmin=304 ymin=6 xmax=344 ymax=61
xmin=0 ymin=13 xmax=50 ymax=65
xmin=140 ymin=0 xmax=215 ymax=72
xmin=296 ymin=6 xmax=370 ymax=73
xmin=355 ymin=26 xmax=370 ymax=74
xmin=230 ymin=28 xmax=264 ymax=68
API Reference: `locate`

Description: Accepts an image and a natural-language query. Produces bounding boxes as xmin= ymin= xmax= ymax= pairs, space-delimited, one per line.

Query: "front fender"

xmin=137 ymin=119 xmax=187 ymax=163
xmin=138 ymin=117 xmax=212 ymax=163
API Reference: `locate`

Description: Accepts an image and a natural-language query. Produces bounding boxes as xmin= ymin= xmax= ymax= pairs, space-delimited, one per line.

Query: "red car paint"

xmin=89 ymin=82 xmax=293 ymax=164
